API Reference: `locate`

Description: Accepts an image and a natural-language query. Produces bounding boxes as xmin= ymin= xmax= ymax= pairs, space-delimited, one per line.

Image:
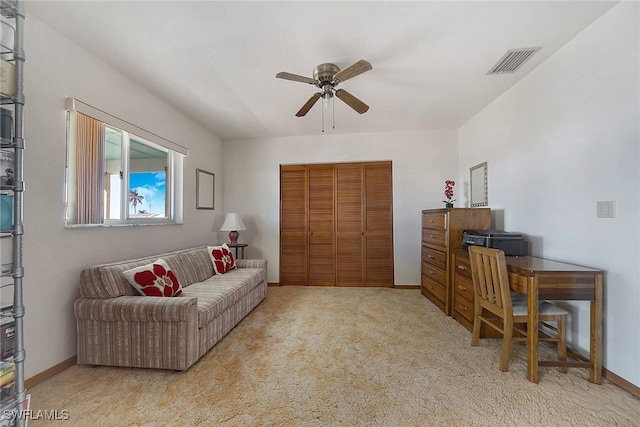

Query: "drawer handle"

xmin=461 ymin=306 xmax=467 ymax=311
xmin=457 ymin=285 xmax=467 ymax=291
xmin=457 ymin=264 xmax=468 ymax=270
xmin=428 ymin=255 xmax=434 ymax=259
xmin=430 ymin=235 xmax=437 ymax=239
xmin=430 ymin=219 xmax=436 ymax=223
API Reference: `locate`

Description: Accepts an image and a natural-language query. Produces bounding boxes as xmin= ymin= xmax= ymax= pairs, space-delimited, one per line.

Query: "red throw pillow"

xmin=122 ymin=259 xmax=183 ymax=297
xmin=207 ymin=244 xmax=237 ymax=274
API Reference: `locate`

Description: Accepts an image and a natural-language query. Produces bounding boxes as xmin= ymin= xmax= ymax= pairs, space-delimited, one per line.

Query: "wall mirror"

xmin=196 ymin=169 xmax=215 ymax=210
xmin=470 ymin=162 xmax=488 ymax=207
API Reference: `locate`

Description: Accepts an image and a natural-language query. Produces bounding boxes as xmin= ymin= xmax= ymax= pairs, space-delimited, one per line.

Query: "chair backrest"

xmin=468 ymin=246 xmax=513 ymax=318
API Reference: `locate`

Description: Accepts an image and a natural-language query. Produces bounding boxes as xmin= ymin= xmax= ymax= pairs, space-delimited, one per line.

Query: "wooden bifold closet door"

xmin=280 ymin=161 xmax=394 ymax=287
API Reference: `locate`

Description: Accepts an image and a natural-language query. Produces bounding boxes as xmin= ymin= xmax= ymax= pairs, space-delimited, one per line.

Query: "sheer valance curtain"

xmin=75 ymin=112 xmax=105 ymax=225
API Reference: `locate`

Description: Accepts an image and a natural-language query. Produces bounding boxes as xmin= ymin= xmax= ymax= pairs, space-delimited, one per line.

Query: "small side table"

xmin=228 ymin=243 xmax=248 ymax=259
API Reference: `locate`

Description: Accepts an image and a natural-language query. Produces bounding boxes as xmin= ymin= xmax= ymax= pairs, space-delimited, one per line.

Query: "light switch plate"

xmin=597 ymin=200 xmax=615 ymax=218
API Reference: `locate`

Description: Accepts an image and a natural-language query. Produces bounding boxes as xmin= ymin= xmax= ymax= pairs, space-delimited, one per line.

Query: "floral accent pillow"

xmin=207 ymin=244 xmax=237 ymax=274
xmin=122 ymin=259 xmax=183 ymax=297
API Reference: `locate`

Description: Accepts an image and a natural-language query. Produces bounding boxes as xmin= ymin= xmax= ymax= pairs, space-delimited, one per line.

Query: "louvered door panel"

xmin=336 ymin=234 xmax=364 ymax=286
xmin=280 ymin=165 xmax=308 ymax=285
xmin=280 ymin=233 xmax=307 ymax=285
xmin=364 ymin=161 xmax=393 ymax=287
xmin=336 ymin=164 xmax=363 ymax=234
xmin=364 ymin=162 xmax=393 ymax=233
xmin=308 ymin=164 xmax=335 ymax=286
xmin=281 ymin=165 xmax=307 ymax=232
xmin=365 ymin=235 xmax=394 ymax=286
xmin=335 ymin=164 xmax=364 ymax=286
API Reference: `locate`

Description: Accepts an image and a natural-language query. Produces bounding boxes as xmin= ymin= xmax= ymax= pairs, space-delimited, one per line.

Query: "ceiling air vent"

xmin=487 ymin=47 xmax=541 ymax=75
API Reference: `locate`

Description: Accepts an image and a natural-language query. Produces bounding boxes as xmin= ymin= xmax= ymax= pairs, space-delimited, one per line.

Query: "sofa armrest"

xmin=236 ymin=259 xmax=267 ymax=270
xmin=74 ymin=296 xmax=198 ymax=323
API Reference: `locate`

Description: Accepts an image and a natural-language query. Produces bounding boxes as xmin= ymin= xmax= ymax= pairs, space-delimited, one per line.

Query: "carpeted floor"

xmin=28 ymin=287 xmax=639 ymax=426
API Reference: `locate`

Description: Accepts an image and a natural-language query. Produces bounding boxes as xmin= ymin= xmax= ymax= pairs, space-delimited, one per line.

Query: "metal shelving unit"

xmin=0 ymin=0 xmax=26 ymax=425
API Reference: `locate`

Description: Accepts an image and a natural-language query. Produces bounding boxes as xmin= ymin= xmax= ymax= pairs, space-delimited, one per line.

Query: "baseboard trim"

xmin=393 ymin=284 xmax=421 ymax=290
xmin=603 ymin=367 xmax=640 ymax=398
xmin=25 ymin=356 xmax=76 ymax=389
xmin=567 ymin=348 xmax=639 ymax=398
xmin=268 ymin=282 xmax=280 ymax=287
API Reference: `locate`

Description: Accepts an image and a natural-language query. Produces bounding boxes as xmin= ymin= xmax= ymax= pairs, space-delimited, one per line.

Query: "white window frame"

xmin=65 ymin=98 xmax=187 ymax=227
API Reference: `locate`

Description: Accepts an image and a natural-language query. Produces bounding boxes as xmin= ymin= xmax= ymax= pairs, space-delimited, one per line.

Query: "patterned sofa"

xmin=74 ymin=246 xmax=267 ymax=371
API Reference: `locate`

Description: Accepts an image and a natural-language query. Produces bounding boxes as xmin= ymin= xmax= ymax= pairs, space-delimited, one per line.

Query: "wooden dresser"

xmin=421 ymin=208 xmax=491 ymax=314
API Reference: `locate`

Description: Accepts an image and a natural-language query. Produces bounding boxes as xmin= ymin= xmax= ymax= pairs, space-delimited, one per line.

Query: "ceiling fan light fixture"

xmin=321 ymin=84 xmax=334 ymax=100
xmin=276 ymin=59 xmax=372 ymax=131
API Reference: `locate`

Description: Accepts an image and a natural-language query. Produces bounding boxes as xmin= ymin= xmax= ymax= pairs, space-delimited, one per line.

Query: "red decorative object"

xmin=207 ymin=244 xmax=237 ymax=274
xmin=443 ymin=180 xmax=455 ymax=207
xmin=122 ymin=259 xmax=183 ymax=297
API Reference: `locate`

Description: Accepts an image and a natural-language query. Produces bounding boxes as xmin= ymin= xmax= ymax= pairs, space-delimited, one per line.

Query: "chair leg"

xmin=471 ymin=308 xmax=481 ymax=347
xmin=557 ymin=315 xmax=568 ymax=373
xmin=500 ymin=322 xmax=512 ymax=372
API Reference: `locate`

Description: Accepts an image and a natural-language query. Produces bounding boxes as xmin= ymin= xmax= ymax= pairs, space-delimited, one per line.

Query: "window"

xmin=65 ymin=99 xmax=187 ymax=226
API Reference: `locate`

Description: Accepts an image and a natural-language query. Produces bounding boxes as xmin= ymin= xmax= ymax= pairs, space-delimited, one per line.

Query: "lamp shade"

xmin=220 ymin=213 xmax=246 ymax=231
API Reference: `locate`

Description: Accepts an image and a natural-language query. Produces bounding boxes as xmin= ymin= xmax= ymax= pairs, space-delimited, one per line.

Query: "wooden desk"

xmin=505 ymin=256 xmax=603 ymax=384
xmin=228 ymin=243 xmax=247 ymax=259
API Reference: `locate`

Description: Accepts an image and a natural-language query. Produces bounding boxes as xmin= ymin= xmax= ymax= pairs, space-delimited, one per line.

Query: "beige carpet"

xmin=28 ymin=287 xmax=639 ymax=426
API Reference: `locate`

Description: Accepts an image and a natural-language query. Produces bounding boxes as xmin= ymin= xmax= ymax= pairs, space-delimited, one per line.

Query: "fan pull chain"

xmin=321 ymin=99 xmax=325 ymax=133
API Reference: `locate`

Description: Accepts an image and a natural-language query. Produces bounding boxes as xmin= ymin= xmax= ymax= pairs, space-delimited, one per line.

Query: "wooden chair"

xmin=468 ymin=246 xmax=568 ymax=373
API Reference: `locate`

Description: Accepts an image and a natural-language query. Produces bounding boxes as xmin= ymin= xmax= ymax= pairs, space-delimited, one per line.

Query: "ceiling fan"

xmin=276 ymin=59 xmax=372 ymax=118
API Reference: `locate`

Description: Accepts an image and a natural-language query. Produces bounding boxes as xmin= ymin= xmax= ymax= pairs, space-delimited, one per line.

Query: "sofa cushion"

xmin=177 ymin=248 xmax=215 ymax=285
xmin=180 ymin=267 xmax=265 ymax=328
xmin=122 ymin=259 xmax=183 ymax=297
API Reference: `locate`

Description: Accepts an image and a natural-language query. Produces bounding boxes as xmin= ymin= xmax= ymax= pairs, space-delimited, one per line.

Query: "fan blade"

xmin=296 ymin=93 xmax=322 ymax=117
xmin=333 ymin=59 xmax=372 ymax=83
xmin=276 ymin=72 xmax=316 ymax=85
xmin=335 ymin=89 xmax=369 ymax=114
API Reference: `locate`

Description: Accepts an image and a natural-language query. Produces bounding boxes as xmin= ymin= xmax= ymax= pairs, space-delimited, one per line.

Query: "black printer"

xmin=462 ymin=230 xmax=528 ymax=256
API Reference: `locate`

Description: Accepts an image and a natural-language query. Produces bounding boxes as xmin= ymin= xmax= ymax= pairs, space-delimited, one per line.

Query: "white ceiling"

xmin=26 ymin=1 xmax=616 ymax=140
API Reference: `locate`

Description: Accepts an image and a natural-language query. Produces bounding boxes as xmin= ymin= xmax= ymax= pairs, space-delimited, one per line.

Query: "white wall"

xmin=222 ymin=130 xmax=459 ymax=285
xmin=458 ymin=3 xmax=639 ymax=386
xmin=16 ymin=16 xmax=224 ymax=378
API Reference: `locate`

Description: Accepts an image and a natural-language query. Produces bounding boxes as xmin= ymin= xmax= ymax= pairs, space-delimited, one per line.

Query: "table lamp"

xmin=220 ymin=213 xmax=246 ymax=245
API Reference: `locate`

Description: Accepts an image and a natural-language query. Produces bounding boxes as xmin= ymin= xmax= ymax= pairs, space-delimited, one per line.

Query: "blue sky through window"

xmin=130 ymin=172 xmax=166 ymax=215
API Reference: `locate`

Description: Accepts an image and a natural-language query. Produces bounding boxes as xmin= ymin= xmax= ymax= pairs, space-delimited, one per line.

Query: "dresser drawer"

xmin=421 ymin=274 xmax=446 ymax=304
xmin=422 ymin=228 xmax=446 ymax=250
xmin=422 ymin=262 xmax=446 ymax=285
xmin=422 ymin=246 xmax=446 ymax=270
xmin=453 ymin=254 xmax=472 ymax=280
xmin=422 ymin=212 xmax=447 ymax=230
xmin=453 ymin=294 xmax=474 ymax=323
xmin=454 ymin=274 xmax=474 ymax=302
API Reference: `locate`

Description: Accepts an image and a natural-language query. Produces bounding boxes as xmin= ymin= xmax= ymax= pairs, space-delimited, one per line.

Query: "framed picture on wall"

xmin=196 ymin=169 xmax=215 ymax=210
